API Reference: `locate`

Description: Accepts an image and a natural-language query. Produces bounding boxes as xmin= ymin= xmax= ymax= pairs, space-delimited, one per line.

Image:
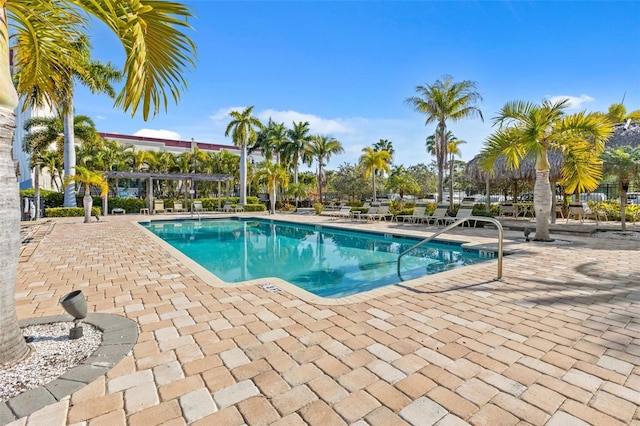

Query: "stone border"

xmin=0 ymin=313 xmax=138 ymax=425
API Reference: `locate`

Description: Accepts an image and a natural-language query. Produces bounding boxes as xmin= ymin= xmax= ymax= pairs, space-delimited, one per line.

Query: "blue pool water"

xmin=143 ymin=218 xmax=493 ymax=298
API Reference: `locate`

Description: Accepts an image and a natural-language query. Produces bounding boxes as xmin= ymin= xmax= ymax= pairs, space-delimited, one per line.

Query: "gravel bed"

xmin=593 ymin=230 xmax=640 ymax=240
xmin=0 ymin=322 xmax=102 ymax=402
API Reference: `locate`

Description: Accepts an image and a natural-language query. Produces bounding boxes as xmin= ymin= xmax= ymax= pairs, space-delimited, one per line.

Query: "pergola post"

xmin=217 ymin=181 xmax=221 ymax=210
xmin=485 ymin=179 xmax=491 ymax=213
xmin=147 ymin=177 xmax=153 ymax=211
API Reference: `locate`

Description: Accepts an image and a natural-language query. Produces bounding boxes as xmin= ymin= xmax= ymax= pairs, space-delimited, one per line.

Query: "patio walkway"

xmin=8 ymin=214 xmax=640 ymax=425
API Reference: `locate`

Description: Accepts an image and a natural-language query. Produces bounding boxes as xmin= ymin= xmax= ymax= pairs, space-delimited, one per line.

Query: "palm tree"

xmin=306 ymin=135 xmax=344 ymax=203
xmin=256 ymin=161 xmax=289 ymax=213
xmin=63 ymin=166 xmax=108 ymax=223
xmin=23 ymin=114 xmax=99 ymax=163
xmin=386 ymin=167 xmax=420 ymax=210
xmin=359 ymin=147 xmax=391 ymax=202
xmin=480 ymin=99 xmax=613 ymax=241
xmin=225 ymin=106 xmax=264 ymax=205
xmin=406 ymin=75 xmax=483 ymax=203
xmin=286 ymin=182 xmax=309 ymax=209
xmin=446 ymin=135 xmax=466 ymax=209
xmin=51 ymin=36 xmax=122 ymax=208
xmin=602 ymin=146 xmax=640 ymax=231
xmin=0 ymin=1 xmax=196 ymax=367
xmin=373 ymin=139 xmax=395 ymax=163
xmin=34 ymin=150 xmax=63 ymax=191
xmin=284 ymin=121 xmax=311 ymax=184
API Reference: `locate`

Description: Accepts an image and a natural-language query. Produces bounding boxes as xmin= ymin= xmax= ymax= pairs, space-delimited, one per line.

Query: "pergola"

xmin=104 ymin=171 xmax=234 ymax=213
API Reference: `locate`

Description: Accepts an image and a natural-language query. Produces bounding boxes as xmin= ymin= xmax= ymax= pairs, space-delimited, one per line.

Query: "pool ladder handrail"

xmin=397 ymin=216 xmax=504 ymax=281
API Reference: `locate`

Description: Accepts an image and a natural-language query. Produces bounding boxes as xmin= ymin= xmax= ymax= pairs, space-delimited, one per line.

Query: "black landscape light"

xmin=59 ymin=290 xmax=88 ymax=339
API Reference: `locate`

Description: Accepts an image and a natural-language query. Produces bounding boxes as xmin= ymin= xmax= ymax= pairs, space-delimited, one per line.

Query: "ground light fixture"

xmin=59 ymin=290 xmax=88 ymax=339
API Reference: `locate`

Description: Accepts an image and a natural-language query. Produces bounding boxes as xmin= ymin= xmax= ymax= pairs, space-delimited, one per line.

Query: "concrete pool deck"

xmin=8 ymin=213 xmax=640 ymax=425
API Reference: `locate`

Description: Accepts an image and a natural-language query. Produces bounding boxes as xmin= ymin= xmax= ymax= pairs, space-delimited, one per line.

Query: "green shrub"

xmin=313 ymin=203 xmax=324 ymax=214
xmin=103 ymin=197 xmax=146 ymax=213
xmin=243 ymin=204 xmax=266 ymax=212
xmin=20 ymin=189 xmax=64 ymax=208
xmin=45 ymin=207 xmax=101 ymax=217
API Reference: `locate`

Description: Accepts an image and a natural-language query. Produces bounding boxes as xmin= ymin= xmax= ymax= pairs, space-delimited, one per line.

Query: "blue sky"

xmin=75 ymin=0 xmax=640 ymax=169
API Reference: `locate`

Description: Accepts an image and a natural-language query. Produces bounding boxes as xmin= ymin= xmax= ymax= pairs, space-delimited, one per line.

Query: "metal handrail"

xmin=397 ymin=216 xmax=504 ymax=281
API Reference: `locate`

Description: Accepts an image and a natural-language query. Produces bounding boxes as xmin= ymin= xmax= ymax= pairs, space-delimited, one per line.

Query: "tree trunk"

xmin=621 ymin=186 xmax=628 ymax=231
xmin=0 ymin=109 xmax=30 ymax=367
xmin=318 ymin=163 xmax=323 ymax=203
xmin=270 ymin=186 xmax=276 ymax=214
xmin=0 ymin=7 xmax=31 ymax=366
xmin=449 ymin=152 xmax=454 ymax=211
xmin=371 ymin=172 xmax=376 ymax=203
xmin=63 ymin=101 xmax=77 ymax=207
xmin=437 ymin=122 xmax=446 ymax=204
xmin=533 ymin=169 xmax=553 ymax=241
xmin=83 ymin=187 xmax=93 ymax=223
xmin=239 ymin=142 xmax=247 ymax=205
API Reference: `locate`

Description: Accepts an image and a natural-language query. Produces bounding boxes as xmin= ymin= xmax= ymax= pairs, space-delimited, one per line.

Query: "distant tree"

xmin=284 ymin=121 xmax=312 ymax=184
xmin=256 ymin=160 xmax=289 ymax=213
xmin=406 ymin=75 xmax=483 ymax=203
xmin=359 ymin=147 xmax=391 ymax=202
xmin=386 ymin=166 xmax=420 ymax=209
xmin=306 ymin=135 xmax=344 ymax=202
xmin=373 ymin=139 xmax=395 ymax=163
xmin=605 ymin=103 xmax=640 ymax=124
xmin=602 ymin=146 xmax=640 ymax=230
xmin=63 ymin=166 xmax=108 ymax=223
xmin=446 ymin=135 xmax=466 ymax=209
xmin=330 ymin=163 xmax=369 ymax=201
xmin=406 ymin=163 xmax=438 ymax=198
xmin=225 ymin=106 xmax=264 ymax=205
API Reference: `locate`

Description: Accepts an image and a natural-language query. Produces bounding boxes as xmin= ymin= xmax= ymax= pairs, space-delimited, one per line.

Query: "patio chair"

xmin=358 ymin=205 xmax=379 ymax=221
xmin=423 ymin=204 xmax=454 ymax=226
xmin=217 ymin=201 xmax=233 ymax=212
xmin=192 ymin=200 xmax=206 ymax=213
xmin=173 ymin=201 xmax=185 ymax=214
xmin=233 ymin=203 xmax=244 ymax=213
xmin=331 ymin=205 xmax=352 ymax=219
xmin=453 ymin=204 xmax=477 ymax=227
xmin=153 ymin=199 xmax=166 ymax=215
xmin=498 ymin=202 xmax=516 ymax=217
xmin=398 ymin=204 xmax=427 ymax=224
xmin=367 ymin=203 xmax=394 ymax=221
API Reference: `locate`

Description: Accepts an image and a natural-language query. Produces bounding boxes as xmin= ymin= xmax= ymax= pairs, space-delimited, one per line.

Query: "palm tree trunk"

xmin=0 ymin=8 xmax=31 ymax=366
xmin=317 ymin=163 xmax=323 ymax=203
xmin=437 ymin=123 xmax=446 ymax=203
xmin=449 ymin=153 xmax=454 ymax=210
xmin=533 ymin=169 xmax=553 ymax=241
xmin=240 ymin=143 xmax=247 ymax=205
xmin=0 ymin=112 xmax=31 ymax=366
xmin=83 ymin=184 xmax=93 ymax=223
xmin=63 ymin=101 xmax=77 ymax=207
xmin=371 ymin=172 xmax=377 ymax=202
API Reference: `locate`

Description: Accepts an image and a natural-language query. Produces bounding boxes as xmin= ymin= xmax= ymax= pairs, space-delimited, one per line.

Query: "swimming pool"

xmin=143 ymin=218 xmax=494 ymax=298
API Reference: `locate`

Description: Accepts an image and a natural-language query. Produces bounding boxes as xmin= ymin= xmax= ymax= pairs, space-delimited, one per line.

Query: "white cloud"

xmin=133 ymin=129 xmax=182 ymax=140
xmin=547 ymin=94 xmax=594 ymax=110
xmin=95 ymin=115 xmax=106 ymax=121
xmin=257 ymin=109 xmax=361 ymax=135
xmin=209 ymin=106 xmax=247 ymax=122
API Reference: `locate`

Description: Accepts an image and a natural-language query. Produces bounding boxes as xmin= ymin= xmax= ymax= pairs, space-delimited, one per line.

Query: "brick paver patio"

xmin=8 ymin=213 xmax=640 ymax=425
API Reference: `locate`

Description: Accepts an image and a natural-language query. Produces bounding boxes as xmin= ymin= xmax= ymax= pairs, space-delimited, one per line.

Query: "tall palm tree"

xmin=23 ymin=114 xmax=99 ymax=163
xmin=256 ymin=160 xmax=289 ymax=213
xmin=602 ymin=146 xmax=640 ymax=231
xmin=225 ymin=106 xmax=264 ymax=205
xmin=0 ymin=0 xmax=196 ymax=367
xmin=406 ymin=75 xmax=483 ymax=202
xmin=306 ymin=135 xmax=344 ymax=203
xmin=359 ymin=147 xmax=391 ymax=202
xmin=63 ymin=166 xmax=108 ymax=223
xmin=34 ymin=150 xmax=63 ymax=191
xmin=284 ymin=121 xmax=311 ymax=184
xmin=446 ymin=135 xmax=466 ymax=209
xmin=50 ymin=36 xmax=122 ymax=208
xmin=373 ymin=139 xmax=394 ymax=163
xmin=480 ymin=99 xmax=613 ymax=241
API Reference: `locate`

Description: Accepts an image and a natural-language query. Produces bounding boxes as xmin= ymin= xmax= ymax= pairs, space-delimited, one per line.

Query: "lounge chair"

xmin=423 ymin=204 xmax=454 ymax=226
xmin=358 ymin=205 xmax=379 ymax=221
xmin=233 ymin=203 xmax=244 ymax=213
xmin=153 ymin=199 xmax=166 ymax=215
xmin=217 ymin=201 xmax=233 ymax=212
xmin=398 ymin=204 xmax=427 ymax=224
xmin=499 ymin=203 xmax=516 ymax=217
xmin=192 ymin=200 xmax=206 ymax=213
xmin=567 ymin=202 xmax=606 ymax=224
xmin=330 ymin=205 xmax=352 ymax=219
xmin=173 ymin=201 xmax=185 ymax=214
xmin=366 ymin=203 xmax=394 ymax=221
xmin=453 ymin=204 xmax=477 ymax=227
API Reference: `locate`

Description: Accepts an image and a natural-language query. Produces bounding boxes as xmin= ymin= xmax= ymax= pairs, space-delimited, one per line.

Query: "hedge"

xmin=45 ymin=207 xmax=102 ymax=217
